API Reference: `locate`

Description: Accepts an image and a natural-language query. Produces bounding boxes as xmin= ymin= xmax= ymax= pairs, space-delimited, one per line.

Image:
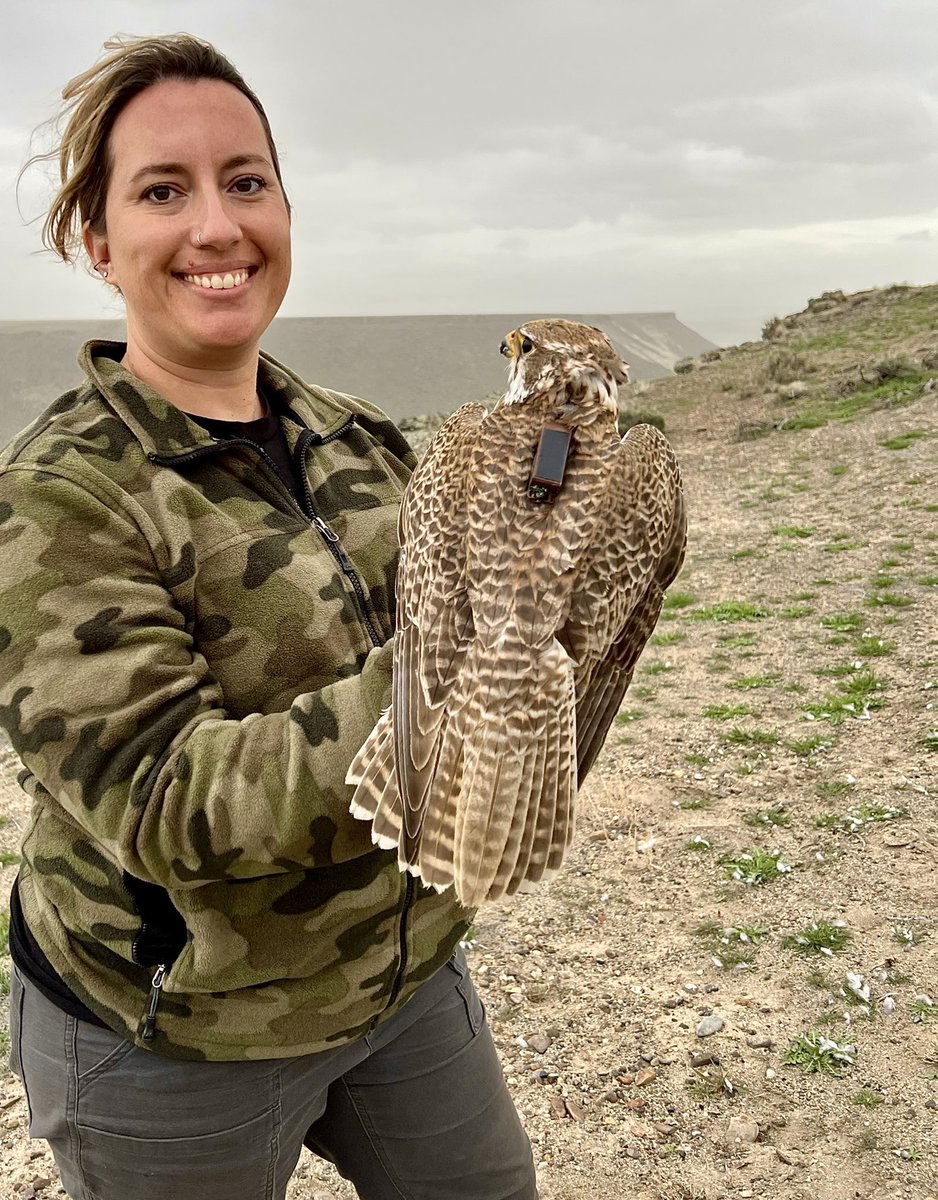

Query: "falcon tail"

xmin=448 ymin=637 xmax=577 ymax=907
xmin=347 ymin=637 xmax=578 ymax=908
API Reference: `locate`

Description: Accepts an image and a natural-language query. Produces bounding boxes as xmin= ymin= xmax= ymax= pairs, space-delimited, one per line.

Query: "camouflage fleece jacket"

xmin=0 ymin=341 xmax=471 ymax=1061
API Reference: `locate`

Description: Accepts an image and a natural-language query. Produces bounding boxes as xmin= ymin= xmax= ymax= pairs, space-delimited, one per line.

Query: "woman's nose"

xmin=191 ymin=191 xmax=242 ymax=250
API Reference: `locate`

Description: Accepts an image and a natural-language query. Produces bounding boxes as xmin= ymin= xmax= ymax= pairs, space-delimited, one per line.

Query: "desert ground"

xmin=1 ymin=284 xmax=936 ymax=1198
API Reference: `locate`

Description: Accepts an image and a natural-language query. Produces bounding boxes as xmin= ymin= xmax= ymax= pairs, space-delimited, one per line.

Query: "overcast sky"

xmin=2 ymin=0 xmax=936 ymax=345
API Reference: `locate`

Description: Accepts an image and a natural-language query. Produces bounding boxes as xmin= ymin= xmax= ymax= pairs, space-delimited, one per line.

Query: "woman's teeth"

xmin=182 ymin=270 xmax=250 ymax=289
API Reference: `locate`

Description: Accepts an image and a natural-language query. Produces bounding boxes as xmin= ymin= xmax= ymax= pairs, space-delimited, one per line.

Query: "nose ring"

xmin=196 ymin=231 xmax=204 ymax=247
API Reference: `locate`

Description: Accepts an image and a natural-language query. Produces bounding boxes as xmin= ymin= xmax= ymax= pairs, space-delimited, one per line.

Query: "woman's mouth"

xmin=180 ymin=268 xmax=254 ymax=290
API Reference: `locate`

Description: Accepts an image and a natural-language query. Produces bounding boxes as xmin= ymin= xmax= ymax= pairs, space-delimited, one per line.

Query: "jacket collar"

xmin=80 ymin=340 xmax=360 ymax=460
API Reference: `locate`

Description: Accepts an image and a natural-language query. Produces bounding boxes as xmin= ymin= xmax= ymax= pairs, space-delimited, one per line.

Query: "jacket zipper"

xmin=386 ymin=874 xmax=415 ymax=1010
xmin=293 ymin=428 xmax=383 ymax=649
xmin=150 ymin=424 xmax=384 ymax=649
xmin=141 ymin=964 xmax=165 ymax=1041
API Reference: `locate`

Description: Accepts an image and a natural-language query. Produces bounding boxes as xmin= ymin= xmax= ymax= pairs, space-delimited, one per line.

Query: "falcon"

xmin=347 ymin=319 xmax=686 ymax=907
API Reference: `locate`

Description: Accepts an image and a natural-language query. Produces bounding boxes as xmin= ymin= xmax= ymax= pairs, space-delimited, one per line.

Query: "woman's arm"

xmin=0 ymin=463 xmax=394 ymax=889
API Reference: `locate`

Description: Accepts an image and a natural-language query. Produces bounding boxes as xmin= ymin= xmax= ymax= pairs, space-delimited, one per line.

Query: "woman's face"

xmin=84 ymin=78 xmax=292 ymax=367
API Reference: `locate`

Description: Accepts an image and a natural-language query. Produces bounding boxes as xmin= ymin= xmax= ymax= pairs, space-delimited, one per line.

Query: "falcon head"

xmin=499 ymin=318 xmax=629 ymax=408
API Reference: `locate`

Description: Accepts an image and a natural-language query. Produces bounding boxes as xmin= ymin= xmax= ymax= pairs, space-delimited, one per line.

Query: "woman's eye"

xmin=143 ymin=184 xmax=179 ymax=203
xmin=231 ymin=175 xmax=266 ymax=195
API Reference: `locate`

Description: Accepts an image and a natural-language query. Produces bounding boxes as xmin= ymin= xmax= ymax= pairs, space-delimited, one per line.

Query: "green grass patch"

xmin=722 ymin=727 xmax=780 ymax=747
xmin=880 ymin=429 xmax=931 ymax=451
xmin=727 ymin=674 xmax=781 ymax=690
xmin=683 ymin=753 xmax=711 ymax=768
xmin=781 ymin=604 xmax=814 ymax=619
xmin=820 ymin=613 xmax=865 ymax=633
xmin=867 ymin=590 xmax=914 ymax=608
xmin=892 ymin=921 xmax=928 ymax=948
xmin=0 ymin=910 xmax=8 ymax=957
xmin=663 ymin=591 xmax=696 ymax=610
xmin=868 ymin=573 xmax=898 ymax=590
xmin=820 ymin=777 xmax=863 ymax=796
xmin=818 ymin=802 xmax=909 ymax=833
xmin=693 ymin=921 xmax=769 ymax=969
xmin=650 ymin=631 xmax=686 ymax=646
xmin=800 ymin=667 xmax=886 ymax=725
xmin=720 ymin=848 xmax=792 ymax=886
xmin=783 ymin=920 xmax=851 ymax=957
xmin=786 ymin=734 xmax=834 ymax=757
xmin=676 ymin=794 xmax=714 ymax=811
xmin=784 ymin=1033 xmax=856 ymax=1075
xmin=702 ymin=703 xmax=761 ymax=721
xmin=772 ymin=525 xmax=815 ymax=538
xmin=852 ymin=1089 xmax=885 ymax=1108
xmin=854 ymin=635 xmax=895 ymax=657
xmin=921 ymin=731 xmax=938 ymax=752
xmin=719 ymin=633 xmax=759 ymax=648
xmin=615 ymin=709 xmax=646 ymax=724
xmin=691 ymin=601 xmax=770 ymax=622
xmin=741 ymin=804 xmax=789 ymax=828
xmin=0 ymin=852 xmax=20 ymax=867
xmin=908 ymin=996 xmax=938 ymax=1021
xmin=685 ymin=836 xmax=713 ymax=852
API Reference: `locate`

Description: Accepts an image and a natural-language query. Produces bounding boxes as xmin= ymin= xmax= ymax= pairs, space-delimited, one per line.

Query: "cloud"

xmin=2 ymin=0 xmax=937 ymax=344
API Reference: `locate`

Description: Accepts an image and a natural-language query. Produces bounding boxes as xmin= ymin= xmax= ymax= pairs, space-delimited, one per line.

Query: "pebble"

xmin=696 ymin=1015 xmax=725 ymax=1037
xmin=690 ymin=1051 xmax=719 ymax=1067
xmin=635 ymin=1067 xmax=657 ymax=1087
xmin=726 ymin=1114 xmax=760 ymax=1144
xmin=746 ymin=1034 xmax=773 ymax=1049
xmin=527 ymin=1034 xmax=551 ymax=1054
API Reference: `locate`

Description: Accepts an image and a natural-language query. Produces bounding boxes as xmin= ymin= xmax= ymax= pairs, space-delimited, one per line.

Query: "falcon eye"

xmin=520 ymin=336 xmax=534 ymax=354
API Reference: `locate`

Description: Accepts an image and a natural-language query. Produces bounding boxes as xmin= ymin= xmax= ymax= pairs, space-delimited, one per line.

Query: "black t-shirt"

xmin=193 ymin=403 xmax=301 ymax=499
xmin=10 ymin=401 xmax=302 ymax=1026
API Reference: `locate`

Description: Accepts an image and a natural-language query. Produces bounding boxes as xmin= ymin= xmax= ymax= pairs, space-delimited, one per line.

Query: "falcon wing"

xmin=393 ymin=404 xmax=487 ymax=859
xmin=563 ymin=423 xmax=686 ymax=784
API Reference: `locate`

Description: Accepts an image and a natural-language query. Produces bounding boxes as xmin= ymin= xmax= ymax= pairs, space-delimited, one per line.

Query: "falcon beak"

xmin=500 ymin=330 xmax=519 ymax=358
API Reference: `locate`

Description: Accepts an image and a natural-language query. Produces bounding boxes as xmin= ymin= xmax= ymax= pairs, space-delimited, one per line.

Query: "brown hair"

xmin=31 ymin=33 xmax=290 ymax=264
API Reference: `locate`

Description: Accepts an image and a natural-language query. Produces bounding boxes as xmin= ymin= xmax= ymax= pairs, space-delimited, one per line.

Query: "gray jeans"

xmin=9 ymin=955 xmax=537 ymax=1200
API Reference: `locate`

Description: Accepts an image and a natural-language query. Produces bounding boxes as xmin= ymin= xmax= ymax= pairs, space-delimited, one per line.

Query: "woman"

xmin=1 ymin=34 xmax=537 ymax=1200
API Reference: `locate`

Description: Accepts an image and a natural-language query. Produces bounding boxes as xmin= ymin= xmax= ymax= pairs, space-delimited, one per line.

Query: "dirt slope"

xmin=1 ymin=284 xmax=936 ymax=1199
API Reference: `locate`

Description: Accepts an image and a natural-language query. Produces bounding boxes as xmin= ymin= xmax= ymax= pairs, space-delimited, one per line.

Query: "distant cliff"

xmin=0 ymin=311 xmax=715 ymax=447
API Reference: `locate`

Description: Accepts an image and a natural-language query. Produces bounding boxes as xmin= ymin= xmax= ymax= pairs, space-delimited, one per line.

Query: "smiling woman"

xmin=83 ymin=77 xmax=292 ymax=416
xmin=1 ymin=33 xmax=537 ymax=1200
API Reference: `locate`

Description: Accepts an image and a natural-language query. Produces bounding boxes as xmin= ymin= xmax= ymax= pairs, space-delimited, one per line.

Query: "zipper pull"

xmin=142 ymin=964 xmax=166 ymax=1042
xmin=313 ymin=516 xmax=339 ymax=542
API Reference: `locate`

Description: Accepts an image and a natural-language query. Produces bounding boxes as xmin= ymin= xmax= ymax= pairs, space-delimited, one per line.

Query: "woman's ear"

xmin=83 ymin=220 xmax=113 ymax=283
